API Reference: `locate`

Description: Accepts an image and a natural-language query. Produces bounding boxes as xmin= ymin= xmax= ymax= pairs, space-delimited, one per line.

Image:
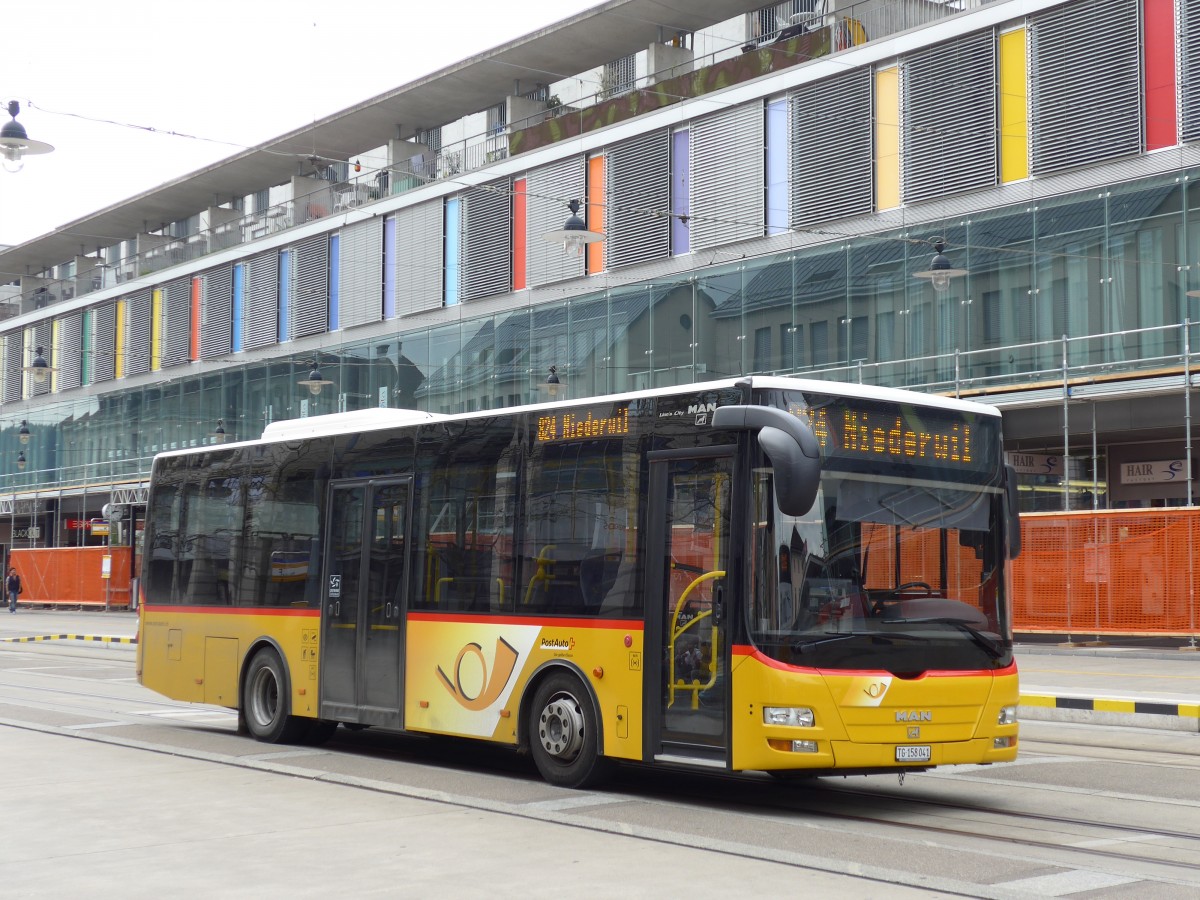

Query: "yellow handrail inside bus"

xmin=668 ymin=568 xmax=724 ymax=709
xmin=522 ymin=545 xmax=556 ymax=606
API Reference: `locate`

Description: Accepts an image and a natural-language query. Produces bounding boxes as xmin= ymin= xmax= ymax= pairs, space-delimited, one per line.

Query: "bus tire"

xmin=528 ymin=672 xmax=612 ymax=789
xmin=242 ymin=648 xmax=307 ymax=744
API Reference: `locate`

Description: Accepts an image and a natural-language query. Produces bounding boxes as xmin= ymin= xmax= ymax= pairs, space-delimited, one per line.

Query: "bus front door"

xmin=646 ymin=451 xmax=733 ymax=767
xmin=320 ymin=478 xmax=411 ymax=729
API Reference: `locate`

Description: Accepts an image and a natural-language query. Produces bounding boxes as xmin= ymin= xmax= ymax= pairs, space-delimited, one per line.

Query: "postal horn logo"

xmin=437 ymin=637 xmax=520 ymax=711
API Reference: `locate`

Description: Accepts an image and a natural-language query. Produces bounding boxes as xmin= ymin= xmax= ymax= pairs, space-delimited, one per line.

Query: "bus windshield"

xmin=749 ymin=390 xmax=1012 ymax=673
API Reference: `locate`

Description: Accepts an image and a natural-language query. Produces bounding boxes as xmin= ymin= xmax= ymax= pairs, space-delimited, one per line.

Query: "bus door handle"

xmin=385 ymin=602 xmax=393 ymax=618
xmin=713 ymin=585 xmax=724 ymax=624
xmin=331 ymin=600 xmax=340 ymax=616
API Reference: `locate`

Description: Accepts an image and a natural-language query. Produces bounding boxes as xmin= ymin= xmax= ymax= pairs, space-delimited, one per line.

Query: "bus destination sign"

xmin=536 ymin=406 xmax=630 ymax=443
xmin=787 ymin=397 xmax=992 ymax=473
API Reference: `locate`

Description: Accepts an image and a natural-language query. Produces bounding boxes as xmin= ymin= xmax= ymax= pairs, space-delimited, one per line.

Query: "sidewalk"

xmin=1016 ymin=642 xmax=1200 ymax=733
xmin=2 ymin=609 xmax=1198 ymax=732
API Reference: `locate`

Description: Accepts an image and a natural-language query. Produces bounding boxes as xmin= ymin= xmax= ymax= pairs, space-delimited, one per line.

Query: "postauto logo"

xmin=437 ymin=637 xmax=520 ymax=711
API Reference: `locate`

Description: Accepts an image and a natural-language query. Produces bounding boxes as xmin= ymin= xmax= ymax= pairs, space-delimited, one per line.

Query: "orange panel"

xmin=9 ymin=546 xmax=133 ymax=608
xmin=190 ymin=276 xmax=201 ymax=360
xmin=587 ymin=156 xmax=605 ymax=275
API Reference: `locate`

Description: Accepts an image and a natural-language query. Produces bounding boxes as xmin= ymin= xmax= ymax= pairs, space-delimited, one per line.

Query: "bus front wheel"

xmin=242 ymin=648 xmax=308 ymax=743
xmin=528 ymin=672 xmax=612 ymax=788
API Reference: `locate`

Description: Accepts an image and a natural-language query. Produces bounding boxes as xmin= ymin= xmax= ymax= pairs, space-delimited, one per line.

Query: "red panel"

xmin=1144 ymin=0 xmax=1177 ymax=150
xmin=512 ymin=178 xmax=527 ymax=291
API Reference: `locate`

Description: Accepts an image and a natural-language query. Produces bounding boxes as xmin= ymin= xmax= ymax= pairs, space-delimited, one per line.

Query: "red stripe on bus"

xmin=407 ymin=611 xmax=642 ymax=629
xmin=732 ymin=643 xmax=1016 ymax=678
xmin=140 ymin=604 xmax=319 ymax=617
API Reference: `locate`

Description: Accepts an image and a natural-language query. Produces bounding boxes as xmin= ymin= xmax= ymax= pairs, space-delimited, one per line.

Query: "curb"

xmin=1019 ymin=692 xmax=1200 ymax=733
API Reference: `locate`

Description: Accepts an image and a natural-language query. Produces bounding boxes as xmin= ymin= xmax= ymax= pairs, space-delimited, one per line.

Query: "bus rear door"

xmin=320 ymin=478 xmax=412 ymax=728
xmin=645 ymin=450 xmax=733 ymax=769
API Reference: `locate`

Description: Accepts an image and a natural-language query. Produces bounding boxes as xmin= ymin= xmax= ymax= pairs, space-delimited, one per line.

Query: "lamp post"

xmin=0 ymin=101 xmax=54 ymax=173
xmin=543 ymin=199 xmax=604 ymax=256
xmin=913 ymin=239 xmax=968 ymax=293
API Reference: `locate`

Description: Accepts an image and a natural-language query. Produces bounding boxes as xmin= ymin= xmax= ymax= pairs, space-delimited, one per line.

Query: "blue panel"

xmin=278 ymin=251 xmax=290 ymax=342
xmin=671 ymin=130 xmax=690 ymax=255
xmin=232 ymin=263 xmax=244 ymax=352
xmin=383 ymin=216 xmax=396 ymax=319
xmin=445 ymin=198 xmax=461 ymax=307
xmin=766 ymin=99 xmax=788 ymax=236
xmin=329 ymin=234 xmax=340 ymax=330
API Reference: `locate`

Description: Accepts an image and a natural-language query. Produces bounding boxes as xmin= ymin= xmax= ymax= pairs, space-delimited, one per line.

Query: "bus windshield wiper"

xmin=791 ymin=632 xmax=893 ymax=653
xmin=879 ymin=617 xmax=1005 ymax=658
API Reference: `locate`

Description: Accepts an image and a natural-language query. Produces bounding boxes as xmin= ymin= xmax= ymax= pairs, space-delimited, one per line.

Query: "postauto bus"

xmin=138 ymin=377 xmax=1021 ymax=787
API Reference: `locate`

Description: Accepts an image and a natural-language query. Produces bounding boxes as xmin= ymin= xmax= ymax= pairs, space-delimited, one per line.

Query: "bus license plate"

xmin=896 ymin=745 xmax=931 ymax=762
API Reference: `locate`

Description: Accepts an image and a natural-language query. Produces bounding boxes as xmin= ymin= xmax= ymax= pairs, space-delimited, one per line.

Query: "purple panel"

xmin=671 ymin=129 xmax=690 ymax=255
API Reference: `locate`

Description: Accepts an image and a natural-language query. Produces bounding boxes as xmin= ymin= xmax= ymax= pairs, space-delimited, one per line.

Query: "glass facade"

xmin=3 ymin=166 xmax=1197 ymax=511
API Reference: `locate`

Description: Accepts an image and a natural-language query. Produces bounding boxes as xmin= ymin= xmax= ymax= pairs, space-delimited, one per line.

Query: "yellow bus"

xmin=137 ymin=376 xmax=1021 ymax=787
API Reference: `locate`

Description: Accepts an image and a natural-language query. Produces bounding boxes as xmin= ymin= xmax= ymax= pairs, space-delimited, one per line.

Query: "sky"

xmin=0 ymin=0 xmax=607 ymax=250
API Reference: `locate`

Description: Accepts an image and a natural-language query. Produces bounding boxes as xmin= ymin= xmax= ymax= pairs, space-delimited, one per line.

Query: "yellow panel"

xmin=151 ymin=288 xmax=162 ymax=372
xmin=115 ymin=300 xmax=125 ymax=379
xmin=874 ymin=67 xmax=900 ymax=211
xmin=999 ymin=28 xmax=1029 ymax=183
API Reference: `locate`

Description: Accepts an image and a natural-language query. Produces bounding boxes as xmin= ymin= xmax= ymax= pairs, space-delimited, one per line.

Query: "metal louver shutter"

xmin=92 ymin=303 xmax=116 ymax=383
xmin=393 ymin=203 xmax=443 ymax=317
xmin=462 ymin=182 xmax=511 ymax=301
xmin=691 ymin=101 xmax=764 ymax=250
xmin=791 ymin=68 xmax=874 ymax=227
xmin=608 ymin=130 xmax=670 ymax=268
xmin=244 ymin=252 xmax=279 ymax=350
xmin=291 ymin=235 xmax=329 ymax=339
xmin=124 ymin=291 xmax=152 ymax=377
xmin=3 ymin=333 xmax=20 ymax=401
xmin=57 ymin=313 xmax=83 ymax=390
xmin=1183 ymin=0 xmax=1200 ymax=140
xmin=200 ymin=267 xmax=232 ymax=359
xmin=527 ymin=157 xmax=586 ymax=287
xmin=903 ymin=31 xmax=998 ymax=203
xmin=339 ymin=219 xmax=383 ymax=329
xmin=161 ymin=277 xmax=191 ymax=368
xmin=1030 ymin=0 xmax=1141 ymax=175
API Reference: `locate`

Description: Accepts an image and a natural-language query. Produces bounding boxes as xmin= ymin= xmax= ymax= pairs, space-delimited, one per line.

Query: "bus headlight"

xmin=763 ymin=706 xmax=815 ymax=727
xmin=997 ymin=705 xmax=1018 ymax=726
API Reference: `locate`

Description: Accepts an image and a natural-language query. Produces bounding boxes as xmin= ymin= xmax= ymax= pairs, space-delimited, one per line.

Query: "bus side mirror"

xmin=712 ymin=406 xmax=821 ymax=517
xmin=1005 ymin=465 xmax=1022 ymax=560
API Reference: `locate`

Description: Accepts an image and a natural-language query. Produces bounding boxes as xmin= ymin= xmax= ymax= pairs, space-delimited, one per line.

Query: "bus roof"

xmin=152 ymin=376 xmax=1000 ymax=461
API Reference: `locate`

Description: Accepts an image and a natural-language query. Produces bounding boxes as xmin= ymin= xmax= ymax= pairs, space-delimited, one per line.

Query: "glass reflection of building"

xmin=3 ymin=0 xmax=1199 ymax=554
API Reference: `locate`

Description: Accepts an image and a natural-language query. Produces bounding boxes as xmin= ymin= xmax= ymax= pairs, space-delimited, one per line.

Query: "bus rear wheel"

xmin=242 ymin=648 xmax=308 ymax=743
xmin=528 ymin=672 xmax=611 ymax=789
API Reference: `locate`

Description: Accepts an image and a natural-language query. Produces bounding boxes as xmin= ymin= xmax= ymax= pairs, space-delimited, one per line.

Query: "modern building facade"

xmin=2 ymin=0 xmax=1199 ymax=620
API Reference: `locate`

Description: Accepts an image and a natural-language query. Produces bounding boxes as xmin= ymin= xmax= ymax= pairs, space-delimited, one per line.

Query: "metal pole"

xmin=1185 ymin=320 xmax=1197 ymax=648
xmin=1062 ymin=335 xmax=1073 ymax=643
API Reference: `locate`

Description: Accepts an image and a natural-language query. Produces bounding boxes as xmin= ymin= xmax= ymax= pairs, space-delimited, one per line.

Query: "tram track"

xmin=5 ymin=651 xmax=1200 ymax=894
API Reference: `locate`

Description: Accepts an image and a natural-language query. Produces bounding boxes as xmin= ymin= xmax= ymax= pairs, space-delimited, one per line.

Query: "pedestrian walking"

xmin=6 ymin=566 xmax=21 ymax=613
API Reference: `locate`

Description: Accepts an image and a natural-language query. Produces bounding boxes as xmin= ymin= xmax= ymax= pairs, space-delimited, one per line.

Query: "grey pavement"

xmin=2 ymin=606 xmax=1198 ymax=731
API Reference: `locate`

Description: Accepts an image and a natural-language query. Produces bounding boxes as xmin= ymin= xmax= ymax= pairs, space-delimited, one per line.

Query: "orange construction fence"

xmin=8 ymin=546 xmax=132 ymax=608
xmin=1013 ymin=508 xmax=1200 ymax=637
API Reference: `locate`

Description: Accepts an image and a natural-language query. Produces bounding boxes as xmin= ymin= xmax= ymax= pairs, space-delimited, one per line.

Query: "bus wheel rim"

xmin=538 ymin=692 xmax=584 ymax=761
